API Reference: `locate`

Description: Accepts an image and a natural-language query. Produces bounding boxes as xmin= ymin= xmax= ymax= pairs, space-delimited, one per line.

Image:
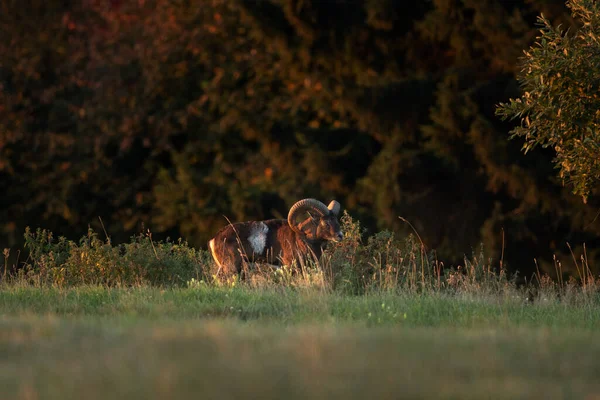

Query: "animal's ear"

xmin=327 ymin=200 xmax=341 ymax=216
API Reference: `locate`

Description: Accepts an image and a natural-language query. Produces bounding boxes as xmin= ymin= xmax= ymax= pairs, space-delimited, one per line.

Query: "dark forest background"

xmin=1 ymin=0 xmax=599 ymax=278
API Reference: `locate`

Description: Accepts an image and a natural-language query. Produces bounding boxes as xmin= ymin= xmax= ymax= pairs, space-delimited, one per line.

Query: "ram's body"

xmin=208 ymin=199 xmax=343 ymax=277
xmin=208 ymin=220 xmax=323 ymax=275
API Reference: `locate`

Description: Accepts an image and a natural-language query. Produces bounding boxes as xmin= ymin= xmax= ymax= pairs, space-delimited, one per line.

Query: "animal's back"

xmin=208 ymin=219 xmax=290 ymax=274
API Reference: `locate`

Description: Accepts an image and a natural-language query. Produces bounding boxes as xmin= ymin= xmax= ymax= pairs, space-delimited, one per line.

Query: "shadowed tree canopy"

xmin=1 ymin=0 xmax=599 ymax=277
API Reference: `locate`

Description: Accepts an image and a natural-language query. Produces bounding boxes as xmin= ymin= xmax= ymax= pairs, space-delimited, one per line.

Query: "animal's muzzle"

xmin=335 ymin=231 xmax=344 ymax=242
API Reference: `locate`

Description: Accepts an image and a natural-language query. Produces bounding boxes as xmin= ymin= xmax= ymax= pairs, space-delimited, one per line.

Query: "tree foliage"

xmin=1 ymin=0 xmax=599 ymax=276
xmin=497 ymin=0 xmax=600 ymax=202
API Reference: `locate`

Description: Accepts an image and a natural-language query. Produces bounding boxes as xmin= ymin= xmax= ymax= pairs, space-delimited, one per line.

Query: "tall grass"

xmin=3 ymin=213 xmax=598 ymax=302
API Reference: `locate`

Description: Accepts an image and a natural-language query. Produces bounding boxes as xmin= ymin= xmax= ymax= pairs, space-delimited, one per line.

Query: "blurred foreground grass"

xmin=2 ymin=316 xmax=600 ymax=400
xmin=2 ymin=285 xmax=600 ymax=399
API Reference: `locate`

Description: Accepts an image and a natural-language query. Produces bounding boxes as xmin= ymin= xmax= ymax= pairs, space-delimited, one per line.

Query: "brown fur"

xmin=208 ymin=214 xmax=343 ymax=278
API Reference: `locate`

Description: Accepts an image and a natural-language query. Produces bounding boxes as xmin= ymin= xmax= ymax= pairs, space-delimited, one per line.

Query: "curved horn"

xmin=288 ymin=198 xmax=329 ymax=233
xmin=327 ymin=200 xmax=341 ymax=216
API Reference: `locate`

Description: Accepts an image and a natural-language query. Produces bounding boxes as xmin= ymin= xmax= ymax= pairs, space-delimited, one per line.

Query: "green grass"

xmin=2 ymin=285 xmax=600 ymax=399
xmin=4 ymin=316 xmax=600 ymax=400
xmin=5 ymin=219 xmax=600 ymax=399
xmin=1 ymin=285 xmax=600 ymax=329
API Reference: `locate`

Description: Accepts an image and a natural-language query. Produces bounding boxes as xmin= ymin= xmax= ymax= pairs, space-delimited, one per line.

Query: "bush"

xmin=19 ymin=227 xmax=213 ymax=287
xmin=323 ymin=213 xmax=511 ymax=295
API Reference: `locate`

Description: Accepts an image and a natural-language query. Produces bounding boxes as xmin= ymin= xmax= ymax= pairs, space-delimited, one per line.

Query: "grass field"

xmin=4 ymin=221 xmax=600 ymax=399
xmin=2 ymin=285 xmax=600 ymax=400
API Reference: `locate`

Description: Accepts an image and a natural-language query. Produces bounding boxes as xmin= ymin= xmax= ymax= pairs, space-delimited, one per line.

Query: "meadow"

xmin=2 ymin=215 xmax=600 ymax=399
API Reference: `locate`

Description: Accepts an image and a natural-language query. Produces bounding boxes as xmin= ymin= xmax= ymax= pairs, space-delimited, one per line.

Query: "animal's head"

xmin=288 ymin=198 xmax=344 ymax=242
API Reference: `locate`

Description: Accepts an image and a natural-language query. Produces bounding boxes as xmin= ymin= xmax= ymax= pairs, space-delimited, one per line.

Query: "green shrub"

xmin=9 ymin=216 xmax=588 ymax=302
xmin=322 ymin=213 xmax=514 ymax=296
xmin=20 ymin=227 xmax=213 ymax=287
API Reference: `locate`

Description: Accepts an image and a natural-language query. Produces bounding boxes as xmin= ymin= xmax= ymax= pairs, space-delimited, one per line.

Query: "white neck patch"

xmin=248 ymin=222 xmax=269 ymax=254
